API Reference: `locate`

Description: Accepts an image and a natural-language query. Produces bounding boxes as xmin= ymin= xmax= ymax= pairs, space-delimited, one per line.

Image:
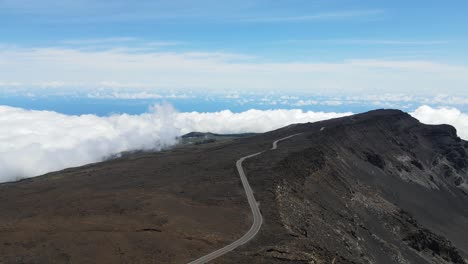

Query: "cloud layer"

xmin=1 ymin=104 xmax=467 ymax=183
xmin=1 ymin=46 xmax=468 ymax=95
xmin=0 ymin=104 xmax=180 ymax=182
xmin=0 ymin=104 xmax=351 ymax=183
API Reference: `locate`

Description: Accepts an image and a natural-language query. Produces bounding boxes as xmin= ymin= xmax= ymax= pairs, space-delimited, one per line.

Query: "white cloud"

xmin=349 ymin=60 xmax=468 ymax=74
xmin=340 ymin=94 xmax=468 ymax=107
xmin=165 ymin=93 xmax=191 ymax=99
xmin=60 ymin=38 xmax=183 ymax=51
xmin=98 ymin=81 xmax=152 ymax=89
xmin=0 ymin=104 xmax=351 ymax=183
xmin=0 ymin=81 xmax=22 ymax=87
xmin=421 ymin=95 xmax=468 ymax=106
xmin=87 ymin=91 xmax=163 ymax=99
xmin=410 ymin=105 xmax=468 ymax=140
xmin=280 ymin=95 xmax=299 ymax=100
xmin=293 ymin=99 xmax=318 ymax=106
xmin=284 ymin=39 xmax=449 ymax=46
xmin=1 ymin=46 xmax=468 ymax=95
xmin=241 ymin=9 xmax=384 ymax=22
xmin=322 ymin=100 xmax=343 ymax=106
xmin=36 ymin=81 xmax=66 ymax=88
xmin=176 ymin=109 xmax=352 ymax=135
xmin=291 ymin=99 xmax=342 ymax=106
xmin=338 ymin=39 xmax=449 ymax=45
xmin=0 ymin=104 xmax=180 ymax=182
xmin=61 ymin=37 xmax=137 ymax=45
xmin=346 ymin=94 xmax=416 ymax=102
xmin=225 ymin=94 xmax=240 ymax=99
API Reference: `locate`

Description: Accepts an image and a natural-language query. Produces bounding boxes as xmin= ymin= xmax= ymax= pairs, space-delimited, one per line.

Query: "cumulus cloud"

xmin=175 ymin=109 xmax=351 ymax=135
xmin=410 ymin=105 xmax=468 ymax=140
xmin=0 ymin=104 xmax=180 ymax=182
xmin=0 ymin=104 xmax=351 ymax=183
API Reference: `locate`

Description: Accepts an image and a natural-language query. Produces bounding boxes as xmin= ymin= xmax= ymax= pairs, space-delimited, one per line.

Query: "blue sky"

xmin=2 ymin=0 xmax=467 ymax=57
xmin=1 ymin=0 xmax=468 ymax=106
xmin=3 ymin=1 xmax=467 ymax=59
xmin=3 ymin=1 xmax=468 ymax=181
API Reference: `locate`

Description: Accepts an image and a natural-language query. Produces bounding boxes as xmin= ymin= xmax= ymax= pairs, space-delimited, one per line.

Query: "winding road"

xmin=188 ymin=133 xmax=302 ymax=264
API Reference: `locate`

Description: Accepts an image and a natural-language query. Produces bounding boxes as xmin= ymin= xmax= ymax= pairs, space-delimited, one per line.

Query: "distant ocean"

xmin=1 ymin=94 xmax=467 ymax=116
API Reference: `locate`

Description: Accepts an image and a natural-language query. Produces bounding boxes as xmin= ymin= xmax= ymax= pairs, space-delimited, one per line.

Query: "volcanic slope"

xmin=221 ymin=109 xmax=468 ymax=264
xmin=0 ymin=109 xmax=467 ymax=264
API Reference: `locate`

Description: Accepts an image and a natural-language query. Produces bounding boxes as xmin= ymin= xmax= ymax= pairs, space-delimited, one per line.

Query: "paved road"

xmin=271 ymin=134 xmax=303 ymax=150
xmin=188 ymin=133 xmax=302 ymax=264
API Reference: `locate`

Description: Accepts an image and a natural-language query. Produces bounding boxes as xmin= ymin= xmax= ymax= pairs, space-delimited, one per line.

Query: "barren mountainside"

xmin=223 ymin=109 xmax=468 ymax=264
xmin=0 ymin=109 xmax=467 ymax=264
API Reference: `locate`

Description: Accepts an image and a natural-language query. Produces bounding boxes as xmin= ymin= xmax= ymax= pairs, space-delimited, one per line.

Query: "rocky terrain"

xmin=0 ymin=109 xmax=467 ymax=263
xmin=222 ymin=110 xmax=468 ymax=264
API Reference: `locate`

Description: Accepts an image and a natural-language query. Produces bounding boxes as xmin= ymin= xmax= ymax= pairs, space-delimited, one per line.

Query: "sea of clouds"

xmin=0 ymin=104 xmax=467 ymax=183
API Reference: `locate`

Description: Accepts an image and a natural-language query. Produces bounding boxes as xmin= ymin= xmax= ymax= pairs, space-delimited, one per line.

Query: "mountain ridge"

xmin=0 ymin=109 xmax=467 ymax=263
xmin=223 ymin=108 xmax=468 ymax=263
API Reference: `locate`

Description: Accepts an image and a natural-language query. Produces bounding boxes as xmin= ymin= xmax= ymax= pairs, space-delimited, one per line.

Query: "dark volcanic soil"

xmin=0 ymin=138 xmax=266 ymax=263
xmin=1 ymin=109 xmax=468 ymax=264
